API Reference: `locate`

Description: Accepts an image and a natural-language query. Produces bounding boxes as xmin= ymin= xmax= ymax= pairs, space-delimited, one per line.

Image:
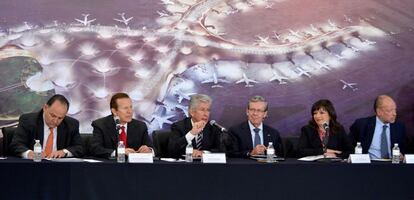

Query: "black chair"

xmin=152 ymin=130 xmax=172 ymax=158
xmin=282 ymin=137 xmax=299 ymax=158
xmin=1 ymin=126 xmax=17 ymax=157
xmin=80 ymin=134 xmax=93 ymax=157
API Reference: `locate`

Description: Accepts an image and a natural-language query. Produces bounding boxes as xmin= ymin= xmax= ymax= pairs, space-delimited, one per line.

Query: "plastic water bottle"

xmin=392 ymin=143 xmax=400 ymax=164
xmin=117 ymin=141 xmax=126 ymax=163
xmin=33 ymin=139 xmax=42 ymax=162
xmin=355 ymin=142 xmax=362 ymax=154
xmin=267 ymin=142 xmax=275 ymax=163
xmin=185 ymin=142 xmax=193 ymax=162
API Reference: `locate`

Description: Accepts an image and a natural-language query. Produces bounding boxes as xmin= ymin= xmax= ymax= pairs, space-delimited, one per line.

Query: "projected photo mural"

xmin=0 ymin=0 xmax=413 ymax=135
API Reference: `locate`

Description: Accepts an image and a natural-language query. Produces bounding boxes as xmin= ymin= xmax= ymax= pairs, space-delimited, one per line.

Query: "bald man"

xmin=350 ymin=95 xmax=406 ymax=159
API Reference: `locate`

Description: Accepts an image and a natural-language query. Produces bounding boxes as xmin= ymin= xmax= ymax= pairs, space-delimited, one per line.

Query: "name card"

xmin=128 ymin=153 xmax=153 ymax=163
xmin=202 ymin=153 xmax=226 ymax=163
xmin=404 ymin=154 xmax=414 ymax=164
xmin=349 ymin=154 xmax=371 ymax=164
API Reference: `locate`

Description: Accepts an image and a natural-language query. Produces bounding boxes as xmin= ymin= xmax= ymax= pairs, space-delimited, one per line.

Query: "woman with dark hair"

xmin=297 ymin=99 xmax=352 ymax=158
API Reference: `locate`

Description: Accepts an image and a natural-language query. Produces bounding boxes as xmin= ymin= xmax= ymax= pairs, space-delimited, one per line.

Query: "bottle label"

xmin=118 ymin=148 xmax=125 ymax=154
xmin=267 ymin=149 xmax=275 ymax=155
xmin=355 ymin=148 xmax=362 ymax=154
xmin=186 ymin=148 xmax=193 ymax=154
xmin=393 ymin=150 xmax=400 ymax=156
xmin=34 ymin=146 xmax=42 ymax=153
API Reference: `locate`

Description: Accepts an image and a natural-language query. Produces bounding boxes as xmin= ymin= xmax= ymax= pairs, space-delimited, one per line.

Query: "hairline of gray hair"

xmin=189 ymin=94 xmax=212 ymax=111
xmin=248 ymin=95 xmax=268 ymax=111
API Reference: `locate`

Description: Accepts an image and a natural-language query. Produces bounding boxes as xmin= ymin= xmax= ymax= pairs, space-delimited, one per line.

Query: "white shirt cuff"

xmin=185 ymin=131 xmax=196 ymax=144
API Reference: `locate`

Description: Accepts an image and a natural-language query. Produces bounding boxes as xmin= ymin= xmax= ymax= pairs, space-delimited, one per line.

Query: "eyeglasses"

xmin=248 ymin=108 xmax=266 ymax=113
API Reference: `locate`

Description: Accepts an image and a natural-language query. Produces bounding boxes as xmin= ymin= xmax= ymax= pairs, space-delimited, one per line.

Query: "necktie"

xmin=196 ymin=132 xmax=203 ymax=150
xmin=253 ymin=128 xmax=261 ymax=147
xmin=119 ymin=126 xmax=127 ymax=148
xmin=44 ymin=128 xmax=54 ymax=156
xmin=380 ymin=125 xmax=389 ymax=159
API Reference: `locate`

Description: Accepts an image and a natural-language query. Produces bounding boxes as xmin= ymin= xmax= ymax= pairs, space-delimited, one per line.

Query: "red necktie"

xmin=44 ymin=128 xmax=54 ymax=156
xmin=119 ymin=126 xmax=127 ymax=148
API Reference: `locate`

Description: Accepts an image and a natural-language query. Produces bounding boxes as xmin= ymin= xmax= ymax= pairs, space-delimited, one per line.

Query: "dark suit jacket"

xmin=168 ymin=117 xmax=229 ymax=158
xmin=229 ymin=121 xmax=284 ymax=158
xmin=9 ymin=110 xmax=84 ymax=157
xmin=349 ymin=116 xmax=406 ymax=154
xmin=298 ymin=125 xmax=352 ymax=158
xmin=89 ymin=115 xmax=153 ymax=158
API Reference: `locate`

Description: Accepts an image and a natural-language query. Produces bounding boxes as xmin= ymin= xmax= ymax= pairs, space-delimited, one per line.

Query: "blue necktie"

xmin=380 ymin=125 xmax=389 ymax=159
xmin=253 ymin=128 xmax=261 ymax=147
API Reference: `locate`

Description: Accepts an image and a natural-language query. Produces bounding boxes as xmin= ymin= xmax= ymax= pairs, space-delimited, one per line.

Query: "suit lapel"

xmin=366 ymin=117 xmax=376 ymax=149
xmin=127 ymin=120 xmax=138 ymax=148
xmin=262 ymin=126 xmax=273 ymax=146
xmin=36 ymin=111 xmax=45 ymax=144
xmin=390 ymin=123 xmax=398 ymax=149
xmin=106 ymin=117 xmax=118 ymax=147
xmin=242 ymin=122 xmax=254 ymax=149
xmin=56 ymin=122 xmax=65 ymax=149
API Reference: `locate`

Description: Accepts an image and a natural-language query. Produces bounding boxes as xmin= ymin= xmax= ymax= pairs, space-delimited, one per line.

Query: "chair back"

xmin=152 ymin=130 xmax=171 ymax=158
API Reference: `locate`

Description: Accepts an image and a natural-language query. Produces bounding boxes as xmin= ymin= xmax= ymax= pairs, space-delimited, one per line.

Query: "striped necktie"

xmin=253 ymin=128 xmax=261 ymax=147
xmin=196 ymin=132 xmax=203 ymax=150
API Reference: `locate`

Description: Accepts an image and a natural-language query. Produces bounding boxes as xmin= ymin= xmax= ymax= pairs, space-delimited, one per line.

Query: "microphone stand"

xmin=322 ymin=128 xmax=329 ymax=158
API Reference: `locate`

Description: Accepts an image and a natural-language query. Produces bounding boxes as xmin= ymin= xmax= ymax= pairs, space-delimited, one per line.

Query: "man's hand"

xmin=125 ymin=148 xmax=137 ymax=155
xmin=47 ymin=150 xmax=66 ymax=159
xmin=27 ymin=151 xmax=35 ymax=159
xmin=137 ymin=145 xmax=152 ymax=153
xmin=250 ymin=144 xmax=266 ymax=155
xmin=190 ymin=121 xmax=206 ymax=135
xmin=192 ymin=149 xmax=203 ymax=158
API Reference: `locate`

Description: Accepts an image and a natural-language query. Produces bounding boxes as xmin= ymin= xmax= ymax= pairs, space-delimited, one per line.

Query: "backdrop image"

xmin=0 ymin=0 xmax=413 ymax=136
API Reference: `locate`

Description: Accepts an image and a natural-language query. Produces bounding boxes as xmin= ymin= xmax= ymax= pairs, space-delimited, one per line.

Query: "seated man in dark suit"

xmin=168 ymin=94 xmax=231 ymax=158
xmin=90 ymin=93 xmax=153 ymax=159
xmin=229 ymin=95 xmax=283 ymax=158
xmin=10 ymin=94 xmax=84 ymax=159
xmin=350 ymin=95 xmax=406 ymax=159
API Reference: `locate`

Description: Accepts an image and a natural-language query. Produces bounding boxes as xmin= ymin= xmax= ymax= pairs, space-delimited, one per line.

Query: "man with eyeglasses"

xmin=350 ymin=95 xmax=406 ymax=159
xmin=10 ymin=94 xmax=84 ymax=159
xmin=229 ymin=95 xmax=284 ymax=158
xmin=168 ymin=94 xmax=233 ymax=158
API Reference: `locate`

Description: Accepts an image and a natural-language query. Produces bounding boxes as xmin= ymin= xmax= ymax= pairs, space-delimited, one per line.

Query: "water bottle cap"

xmin=269 ymin=142 xmax=273 ymax=145
xmin=357 ymin=142 xmax=361 ymax=145
xmin=394 ymin=143 xmax=398 ymax=146
xmin=35 ymin=139 xmax=40 ymax=142
xmin=120 ymin=141 xmax=124 ymax=144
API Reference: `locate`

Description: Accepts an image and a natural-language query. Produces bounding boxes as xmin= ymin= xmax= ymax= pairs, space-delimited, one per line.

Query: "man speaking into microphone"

xmin=228 ymin=95 xmax=284 ymax=158
xmin=168 ymin=94 xmax=234 ymax=158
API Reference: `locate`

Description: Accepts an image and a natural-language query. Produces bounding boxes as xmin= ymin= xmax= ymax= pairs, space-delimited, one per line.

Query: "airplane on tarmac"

xmin=236 ymin=72 xmax=258 ymax=87
xmin=295 ymin=66 xmax=312 ymax=78
xmin=173 ymin=90 xmax=195 ymax=103
xmin=269 ymin=70 xmax=288 ymax=84
xmin=151 ymin=114 xmax=175 ymax=129
xmin=340 ymin=80 xmax=358 ymax=91
xmin=201 ymin=61 xmax=228 ymax=88
xmin=75 ymin=14 xmax=96 ymax=26
xmin=113 ymin=13 xmax=134 ymax=26
xmin=288 ymin=29 xmax=302 ymax=39
xmin=315 ymin=60 xmax=331 ymax=71
xmin=255 ymin=35 xmax=270 ymax=45
xmin=160 ymin=0 xmax=174 ymax=5
xmin=157 ymin=10 xmax=170 ymax=18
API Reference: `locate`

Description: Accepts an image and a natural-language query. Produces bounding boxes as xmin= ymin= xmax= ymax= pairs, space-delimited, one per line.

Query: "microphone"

xmin=115 ymin=116 xmax=121 ymax=131
xmin=322 ymin=122 xmax=329 ymax=132
xmin=209 ymin=120 xmax=227 ymax=132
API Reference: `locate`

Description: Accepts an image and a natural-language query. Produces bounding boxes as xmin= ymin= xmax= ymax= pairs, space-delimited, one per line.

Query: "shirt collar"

xmin=248 ymin=120 xmax=263 ymax=131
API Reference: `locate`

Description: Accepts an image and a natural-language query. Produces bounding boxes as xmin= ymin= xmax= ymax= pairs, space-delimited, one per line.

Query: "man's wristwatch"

xmin=62 ymin=149 xmax=69 ymax=157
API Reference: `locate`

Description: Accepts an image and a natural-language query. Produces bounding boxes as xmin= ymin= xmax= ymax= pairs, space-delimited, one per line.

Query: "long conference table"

xmin=1 ymin=157 xmax=413 ymax=200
